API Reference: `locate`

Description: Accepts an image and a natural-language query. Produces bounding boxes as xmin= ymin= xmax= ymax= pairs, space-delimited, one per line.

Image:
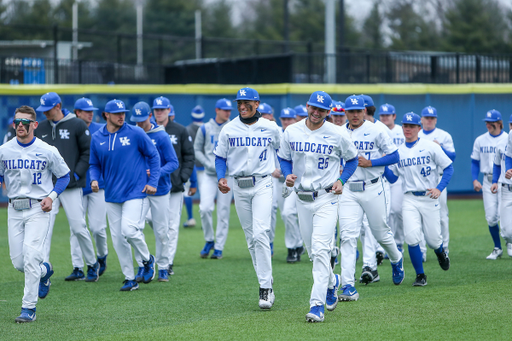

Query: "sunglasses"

xmin=14 ymin=118 xmax=35 ymax=126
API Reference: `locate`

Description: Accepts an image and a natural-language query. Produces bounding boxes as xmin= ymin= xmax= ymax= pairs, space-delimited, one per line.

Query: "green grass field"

xmin=1 ymin=199 xmax=512 ymax=340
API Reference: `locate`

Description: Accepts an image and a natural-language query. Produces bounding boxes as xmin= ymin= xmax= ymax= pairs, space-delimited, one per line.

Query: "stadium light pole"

xmin=325 ymin=0 xmax=336 ymax=83
xmin=195 ymin=10 xmax=202 ymax=60
xmin=72 ymin=0 xmax=78 ymax=61
xmin=136 ymin=0 xmax=143 ymax=66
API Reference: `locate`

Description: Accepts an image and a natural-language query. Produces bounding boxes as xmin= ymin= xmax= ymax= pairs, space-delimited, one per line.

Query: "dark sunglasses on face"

xmin=14 ymin=118 xmax=35 ymax=126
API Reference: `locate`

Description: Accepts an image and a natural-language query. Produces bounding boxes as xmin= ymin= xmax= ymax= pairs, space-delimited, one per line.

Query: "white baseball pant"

xmin=233 ymin=175 xmax=273 ymax=289
xmin=403 ymin=193 xmax=442 ymax=249
xmin=389 ymin=178 xmax=405 ymax=245
xmin=440 ymin=188 xmax=449 ymax=248
xmin=8 ymin=205 xmax=50 ymax=309
xmin=199 ymin=174 xmax=233 ymax=250
xmin=168 ymin=191 xmax=184 ymax=266
xmin=500 ymin=185 xmax=512 ymax=243
xmin=482 ymin=177 xmax=500 ymax=226
xmin=296 ymin=192 xmax=338 ymax=307
xmin=268 ymin=177 xmax=281 ymax=243
xmin=43 ymin=187 xmax=96 ymax=267
xmin=142 ymin=193 xmax=171 ymax=270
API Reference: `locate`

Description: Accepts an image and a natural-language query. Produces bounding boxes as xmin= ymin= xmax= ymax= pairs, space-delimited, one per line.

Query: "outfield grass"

xmin=0 ymin=199 xmax=511 ymax=340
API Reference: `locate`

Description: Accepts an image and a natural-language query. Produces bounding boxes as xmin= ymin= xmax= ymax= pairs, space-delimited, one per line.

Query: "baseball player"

xmin=338 ymin=95 xmax=404 ymax=301
xmin=471 ymin=110 xmax=508 ymax=259
xmin=35 ymin=92 xmax=99 ymax=282
xmin=71 ymin=98 xmax=109 ymax=278
xmin=214 ymin=87 xmax=281 ymax=309
xmin=258 ymin=103 xmax=275 ymax=121
xmin=89 ymin=99 xmax=158 ymax=291
xmin=330 ymin=101 xmax=346 ymax=126
xmin=278 ymin=91 xmax=358 ymax=322
xmin=384 ymin=112 xmax=452 ymax=286
xmin=294 ymin=104 xmax=308 ymax=122
xmin=194 ymin=98 xmax=234 ymax=259
xmin=152 ymin=96 xmax=195 ymax=275
xmin=491 ymin=114 xmax=512 ymax=257
xmin=2 ymin=106 xmax=70 ymax=323
xmin=419 ymin=106 xmax=456 ymax=255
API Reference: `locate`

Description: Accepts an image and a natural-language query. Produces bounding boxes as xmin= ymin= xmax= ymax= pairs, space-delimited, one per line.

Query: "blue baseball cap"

xmin=130 ymin=101 xmax=151 ymax=122
xmin=280 ymin=107 xmax=296 ymax=118
xmin=236 ymin=87 xmax=260 ymax=101
xmin=344 ymin=95 xmax=366 ymax=110
xmin=307 ymin=91 xmax=333 ymax=111
xmin=509 ymin=114 xmax=512 ymax=123
xmin=191 ymin=105 xmax=205 ymax=121
xmin=294 ymin=105 xmax=307 ymax=117
xmin=74 ymin=97 xmax=98 ymax=111
xmin=258 ymin=103 xmax=273 ymax=115
xmin=104 ymin=99 xmax=129 ymax=114
xmin=379 ymin=103 xmax=395 ymax=115
xmin=152 ymin=96 xmax=171 ymax=109
xmin=483 ymin=109 xmax=502 ymax=122
xmin=401 ymin=112 xmax=422 ymax=126
xmin=421 ymin=106 xmax=437 ymax=117
xmin=36 ymin=92 xmax=61 ymax=112
xmin=216 ymin=98 xmax=233 ymax=110
xmin=168 ymin=104 xmax=175 ymax=116
xmin=362 ymin=95 xmax=374 ymax=107
xmin=331 ymin=101 xmax=345 ymax=116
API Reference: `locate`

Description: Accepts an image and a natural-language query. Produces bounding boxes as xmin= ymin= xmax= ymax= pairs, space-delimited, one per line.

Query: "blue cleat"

xmin=135 ymin=267 xmax=144 ymax=283
xmin=39 ymin=262 xmax=53 ymax=299
xmin=200 ymin=241 xmax=215 ymax=258
xmin=65 ymin=267 xmax=85 ymax=281
xmin=397 ymin=244 xmax=404 ymax=254
xmin=338 ymin=284 xmax=359 ymax=301
xmin=391 ymin=257 xmax=405 ymax=285
xmin=211 ymin=249 xmax=223 ymax=259
xmin=15 ymin=308 xmax=36 ymax=323
xmin=120 ymin=280 xmax=139 ymax=291
xmin=356 ymin=249 xmax=360 ymax=262
xmin=306 ymin=305 xmax=324 ymax=322
xmin=158 ymin=269 xmax=169 ymax=282
xmin=326 ymin=274 xmax=340 ymax=311
xmin=142 ymin=255 xmax=155 ymax=284
xmin=97 ymin=255 xmax=108 ymax=276
xmin=270 ymin=242 xmax=274 ymax=257
xmin=85 ymin=262 xmax=99 ymax=282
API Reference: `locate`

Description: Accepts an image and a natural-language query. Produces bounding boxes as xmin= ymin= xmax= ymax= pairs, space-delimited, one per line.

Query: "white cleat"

xmin=259 ymin=288 xmax=275 ymax=309
xmin=486 ymin=247 xmax=503 ymax=260
xmin=507 ymin=243 xmax=512 ymax=257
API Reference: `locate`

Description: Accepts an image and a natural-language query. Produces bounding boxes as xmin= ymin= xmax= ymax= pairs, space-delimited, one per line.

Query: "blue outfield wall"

xmin=1 ymin=83 xmax=511 ymax=197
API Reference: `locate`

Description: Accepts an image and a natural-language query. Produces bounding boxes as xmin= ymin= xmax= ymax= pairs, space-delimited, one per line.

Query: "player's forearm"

xmin=160 ymin=150 xmax=179 ymax=176
xmin=471 ymin=159 xmax=480 ymax=181
xmin=506 ymin=155 xmax=512 ymax=171
xmin=339 ymin=157 xmax=357 ymax=184
xmin=147 ymin=154 xmax=161 ymax=188
xmin=51 ymin=172 xmax=70 ymax=198
xmin=383 ymin=166 xmax=398 ymax=184
xmin=370 ymin=150 xmax=399 ymax=167
xmin=89 ymin=164 xmax=101 ymax=182
xmin=441 ymin=147 xmax=456 ymax=161
xmin=436 ymin=164 xmax=454 ymax=192
xmin=492 ymin=164 xmax=501 ymax=184
xmin=215 ymin=156 xmax=227 ymax=181
xmin=278 ymin=156 xmax=293 ymax=178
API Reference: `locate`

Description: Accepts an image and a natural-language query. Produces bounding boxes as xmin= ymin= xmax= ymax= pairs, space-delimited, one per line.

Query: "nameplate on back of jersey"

xmin=12 ymin=198 xmax=32 ymax=211
xmin=348 ymin=181 xmax=365 ymax=192
xmin=236 ymin=176 xmax=255 ymax=188
xmin=297 ymin=191 xmax=316 ymax=202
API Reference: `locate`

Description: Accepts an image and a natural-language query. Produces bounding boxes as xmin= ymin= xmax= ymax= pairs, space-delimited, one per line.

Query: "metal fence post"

xmin=117 ymin=35 xmax=122 ymax=64
xmin=430 ymin=56 xmax=437 ymax=83
xmin=476 ymin=56 xmax=481 ymax=83
xmin=53 ymin=24 xmax=59 ymax=84
xmin=456 ymin=53 xmax=460 ymax=84
xmin=307 ymin=41 xmax=312 ymax=83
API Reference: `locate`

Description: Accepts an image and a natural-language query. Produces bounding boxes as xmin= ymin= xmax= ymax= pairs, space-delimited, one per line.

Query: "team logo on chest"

xmin=120 ymin=137 xmax=130 ymax=146
xmin=152 ymin=139 xmax=156 ymax=145
xmin=169 ymin=135 xmax=178 ymax=144
xmin=59 ymin=129 xmax=70 ymax=139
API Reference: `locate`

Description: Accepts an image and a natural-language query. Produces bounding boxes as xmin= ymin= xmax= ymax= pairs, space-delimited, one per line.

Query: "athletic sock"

xmin=489 ymin=225 xmax=501 ymax=249
xmin=408 ymin=244 xmax=424 ymax=275
xmin=184 ymin=197 xmax=193 ymax=220
xmin=40 ymin=264 xmax=47 ymax=278
xmin=434 ymin=243 xmax=444 ymax=255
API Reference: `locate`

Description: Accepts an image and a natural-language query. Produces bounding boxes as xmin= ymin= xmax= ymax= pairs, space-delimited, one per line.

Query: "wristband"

xmin=48 ymin=191 xmax=58 ymax=201
xmin=337 ymin=178 xmax=344 ymax=186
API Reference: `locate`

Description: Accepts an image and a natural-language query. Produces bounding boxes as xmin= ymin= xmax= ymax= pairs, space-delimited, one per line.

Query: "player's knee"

xmin=11 ymin=255 xmax=24 ymax=273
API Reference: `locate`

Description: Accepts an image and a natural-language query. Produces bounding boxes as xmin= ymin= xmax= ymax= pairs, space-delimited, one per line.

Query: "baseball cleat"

xmin=326 ymin=274 xmax=340 ymax=311
xmin=391 ymin=257 xmax=405 ymax=285
xmin=120 ymin=280 xmax=139 ymax=291
xmin=486 ymin=247 xmax=503 ymax=260
xmin=39 ymin=262 xmax=53 ymax=299
xmin=306 ymin=305 xmax=325 ymax=322
xmin=183 ymin=218 xmax=196 ymax=228
xmin=85 ymin=262 xmax=100 ymax=282
xmin=158 ymin=269 xmax=169 ymax=282
xmin=135 ymin=266 xmax=144 ymax=283
xmin=97 ymin=255 xmax=108 ymax=276
xmin=507 ymin=243 xmax=512 ymax=257
xmin=297 ymin=246 xmax=305 ymax=255
xmin=436 ymin=250 xmax=450 ymax=271
xmin=397 ymin=244 xmax=404 ymax=254
xmin=359 ymin=266 xmax=380 ymax=285
xmin=15 ymin=308 xmax=36 ymax=323
xmin=412 ymin=273 xmax=427 ymax=287
xmin=338 ymin=284 xmax=359 ymax=301
xmin=168 ymin=264 xmax=174 ymax=275
xmin=142 ymin=255 xmax=156 ymax=283
xmin=211 ymin=249 xmax=223 ymax=259
xmin=286 ymin=248 xmax=298 ymax=263
xmin=376 ymin=251 xmax=384 ymax=266
xmin=200 ymin=241 xmax=215 ymax=258
xmin=65 ymin=267 xmax=85 ymax=281
xmin=258 ymin=288 xmax=275 ymax=309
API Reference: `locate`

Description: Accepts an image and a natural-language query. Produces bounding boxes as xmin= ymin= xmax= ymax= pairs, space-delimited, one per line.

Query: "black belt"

xmin=502 ymin=184 xmax=512 ymax=190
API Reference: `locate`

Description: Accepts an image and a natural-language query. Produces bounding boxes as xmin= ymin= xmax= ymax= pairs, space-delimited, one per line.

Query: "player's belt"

xmin=484 ymin=173 xmax=493 ymax=182
xmin=295 ymin=186 xmax=333 ymax=202
xmin=234 ymin=175 xmax=268 ymax=188
xmin=502 ymin=184 xmax=512 ymax=191
xmin=9 ymin=198 xmax=43 ymax=211
xmin=346 ymin=177 xmax=380 ymax=192
xmin=407 ymin=191 xmax=427 ymax=196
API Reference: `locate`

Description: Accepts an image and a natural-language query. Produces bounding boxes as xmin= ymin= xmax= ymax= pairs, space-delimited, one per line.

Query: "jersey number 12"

xmin=32 ymin=172 xmax=42 ymax=184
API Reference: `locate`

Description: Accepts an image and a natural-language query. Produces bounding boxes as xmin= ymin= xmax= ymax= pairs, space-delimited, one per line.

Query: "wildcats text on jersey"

xmin=480 ymin=146 xmax=497 ymax=153
xmin=3 ymin=159 xmax=47 ymax=170
xmin=353 ymin=141 xmax=375 ymax=151
xmin=398 ymin=155 xmax=431 ymax=168
xmin=229 ymin=137 xmax=273 ymax=147
xmin=289 ymin=142 xmax=334 ymax=155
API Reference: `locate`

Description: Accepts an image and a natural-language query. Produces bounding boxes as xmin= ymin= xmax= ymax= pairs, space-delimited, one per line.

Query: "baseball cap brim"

xmin=483 ymin=118 xmax=500 ymax=122
xmin=77 ymin=106 xmax=99 ymax=111
xmin=307 ymin=101 xmax=331 ymax=111
xmin=152 ymin=105 xmax=170 ymax=109
xmin=105 ymin=109 xmax=129 ymax=114
xmin=130 ymin=115 xmax=149 ymax=122
xmin=331 ymin=112 xmax=346 ymax=116
xmin=36 ymin=104 xmax=57 ymax=112
xmin=217 ymin=106 xmax=232 ymax=110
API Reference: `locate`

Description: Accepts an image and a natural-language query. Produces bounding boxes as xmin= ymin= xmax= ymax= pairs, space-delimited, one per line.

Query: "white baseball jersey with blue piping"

xmin=506 ymin=132 xmax=512 ymax=159
xmin=494 ymin=138 xmax=512 ymax=244
xmin=472 ymin=131 xmax=508 ymax=174
xmin=418 ymin=128 xmax=455 ymax=158
xmin=374 ymin=119 xmax=393 ymax=140
xmin=390 ymin=124 xmax=405 ymax=147
xmin=495 ymin=138 xmax=512 ymax=185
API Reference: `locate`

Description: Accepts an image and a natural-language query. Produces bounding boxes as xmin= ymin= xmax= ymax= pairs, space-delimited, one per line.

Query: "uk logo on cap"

xmin=236 ymin=87 xmax=260 ymax=101
xmin=401 ymin=112 xmax=421 ymax=126
xmin=483 ymin=109 xmax=502 ymax=122
xmin=130 ymin=101 xmax=151 ymax=122
xmin=379 ymin=104 xmax=395 ymax=115
xmin=307 ymin=91 xmax=332 ymax=111
xmin=421 ymin=106 xmax=437 ymax=117
xmin=152 ymin=96 xmax=171 ymax=109
xmin=344 ymin=95 xmax=366 ymax=110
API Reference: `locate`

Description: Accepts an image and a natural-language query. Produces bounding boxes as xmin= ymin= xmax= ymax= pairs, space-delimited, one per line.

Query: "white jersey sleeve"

xmin=506 ymin=132 xmax=512 ymax=159
xmin=495 ymin=139 xmax=512 ymax=185
xmin=471 ymin=132 xmax=508 ymax=174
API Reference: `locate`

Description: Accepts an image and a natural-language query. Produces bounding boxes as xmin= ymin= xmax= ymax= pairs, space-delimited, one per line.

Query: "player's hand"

xmin=285 ymin=174 xmax=297 ymax=187
xmin=427 ymin=188 xmax=441 ymax=199
xmin=490 ymin=183 xmax=499 ymax=194
xmin=41 ymin=197 xmax=53 ymax=212
xmin=271 ymin=169 xmax=282 ymax=178
xmin=142 ymin=185 xmax=157 ymax=195
xmin=188 ymin=187 xmax=197 ymax=196
xmin=91 ymin=181 xmax=99 ymax=193
xmin=146 ymin=169 xmax=150 ymax=176
xmin=506 ymin=169 xmax=512 ymax=179
xmin=358 ymin=156 xmax=372 ymax=168
xmin=473 ymin=180 xmax=482 ymax=192
xmin=218 ymin=178 xmax=231 ymax=194
xmin=332 ymin=180 xmax=343 ymax=195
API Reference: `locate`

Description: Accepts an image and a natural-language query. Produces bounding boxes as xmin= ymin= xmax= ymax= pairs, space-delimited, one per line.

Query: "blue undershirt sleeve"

xmin=215 ymin=156 xmax=227 ymax=182
xmin=383 ymin=166 xmax=398 ymax=184
xmin=471 ymin=159 xmax=480 ymax=181
xmin=53 ymin=172 xmax=70 ymax=195
xmin=339 ymin=157 xmax=358 ymax=184
xmin=278 ymin=156 xmax=293 ymax=179
xmin=441 ymin=147 xmax=456 ymax=161
xmin=370 ymin=150 xmax=399 ymax=167
xmin=436 ymin=164 xmax=454 ymax=192
xmin=189 ymin=166 xmax=198 ymax=188
xmin=492 ymin=164 xmax=501 ymax=184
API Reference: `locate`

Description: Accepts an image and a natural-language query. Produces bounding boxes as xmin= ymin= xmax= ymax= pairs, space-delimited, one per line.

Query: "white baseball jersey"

xmin=389 ymin=138 xmax=452 ymax=193
xmin=505 ymin=131 xmax=512 ymax=159
xmin=494 ymin=139 xmax=512 ymax=185
xmin=278 ymin=120 xmax=358 ymax=191
xmin=389 ymin=124 xmax=405 ymax=147
xmin=418 ymin=127 xmax=455 ymax=153
xmin=341 ymin=120 xmax=398 ymax=181
xmin=471 ymin=131 xmax=508 ymax=174
xmin=214 ymin=116 xmax=281 ymax=177
xmin=0 ymin=137 xmax=69 ymax=199
xmin=374 ymin=119 xmax=393 ymax=139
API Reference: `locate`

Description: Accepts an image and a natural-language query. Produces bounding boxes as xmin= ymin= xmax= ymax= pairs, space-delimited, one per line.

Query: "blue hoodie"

xmin=146 ymin=123 xmax=179 ymax=196
xmin=84 ymin=121 xmax=105 ymax=195
xmin=89 ymin=123 xmax=160 ymax=203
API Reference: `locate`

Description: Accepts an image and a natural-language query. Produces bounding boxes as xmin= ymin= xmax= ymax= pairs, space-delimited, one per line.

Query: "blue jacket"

xmin=146 ymin=124 xmax=179 ymax=196
xmin=90 ymin=123 xmax=160 ymax=203
xmin=84 ymin=121 xmax=105 ymax=195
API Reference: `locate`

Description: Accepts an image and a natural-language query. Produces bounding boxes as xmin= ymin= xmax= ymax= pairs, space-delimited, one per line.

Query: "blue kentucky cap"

xmin=483 ymin=109 xmax=502 ymax=122
xmin=307 ymin=91 xmax=333 ymax=111
xmin=104 ymin=99 xmax=129 ymax=114
xmin=379 ymin=103 xmax=396 ymax=115
xmin=331 ymin=101 xmax=345 ymax=116
xmin=258 ymin=103 xmax=273 ymax=115
xmin=421 ymin=106 xmax=437 ymax=117
xmin=344 ymin=95 xmax=366 ymax=110
xmin=152 ymin=96 xmax=171 ymax=109
xmin=37 ymin=92 xmax=61 ymax=112
xmin=216 ymin=98 xmax=233 ymax=110
xmin=362 ymin=95 xmax=374 ymax=107
xmin=236 ymin=87 xmax=260 ymax=101
xmin=168 ymin=104 xmax=175 ymax=116
xmin=294 ymin=104 xmax=308 ymax=117
xmin=74 ymin=97 xmax=98 ymax=111
xmin=130 ymin=101 xmax=151 ymax=122
xmin=401 ymin=112 xmax=421 ymax=126
xmin=280 ymin=107 xmax=296 ymax=119
xmin=191 ymin=105 xmax=205 ymax=121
